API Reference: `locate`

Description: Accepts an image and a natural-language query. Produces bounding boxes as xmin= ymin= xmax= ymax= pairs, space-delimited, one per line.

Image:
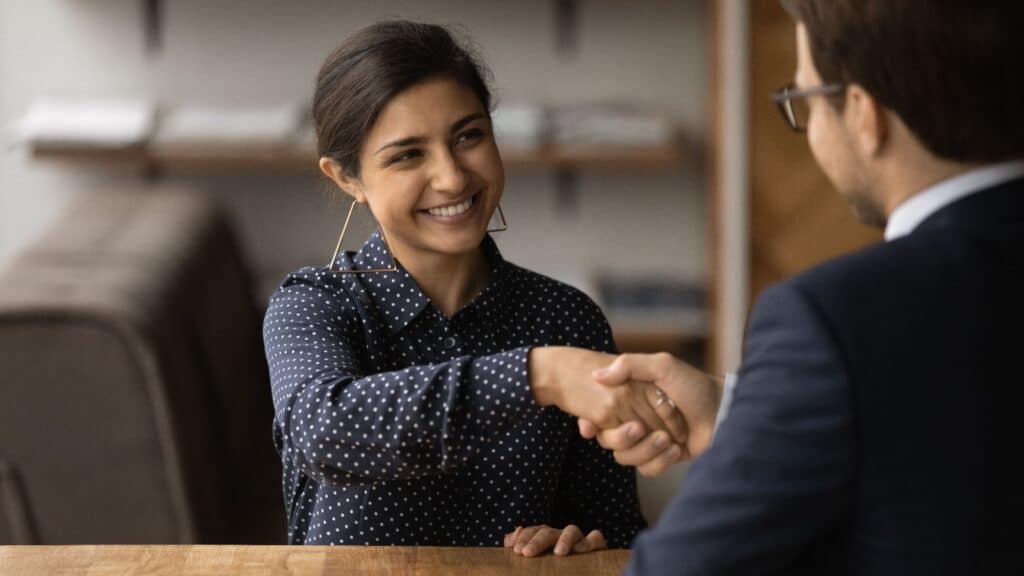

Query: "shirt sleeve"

xmin=713 ymin=372 xmax=738 ymax=432
xmin=263 ymin=272 xmax=539 ymax=486
xmin=550 ymin=294 xmax=646 ymax=548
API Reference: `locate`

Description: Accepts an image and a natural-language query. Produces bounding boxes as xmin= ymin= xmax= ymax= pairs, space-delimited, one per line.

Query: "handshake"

xmin=529 ymin=347 xmax=724 ymax=477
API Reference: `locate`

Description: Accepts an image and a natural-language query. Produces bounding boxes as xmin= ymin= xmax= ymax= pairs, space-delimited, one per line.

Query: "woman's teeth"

xmin=427 ymin=196 xmax=474 ymax=217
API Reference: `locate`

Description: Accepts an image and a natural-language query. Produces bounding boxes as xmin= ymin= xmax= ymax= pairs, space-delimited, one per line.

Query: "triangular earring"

xmin=487 ymin=203 xmax=509 ymax=233
xmin=327 ymin=200 xmax=398 ymax=274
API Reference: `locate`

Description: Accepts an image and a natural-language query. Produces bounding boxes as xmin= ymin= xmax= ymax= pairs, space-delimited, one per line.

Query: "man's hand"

xmin=504 ymin=524 xmax=607 ymax=557
xmin=579 ymin=353 xmax=723 ymax=473
xmin=529 ymin=347 xmax=688 ymax=444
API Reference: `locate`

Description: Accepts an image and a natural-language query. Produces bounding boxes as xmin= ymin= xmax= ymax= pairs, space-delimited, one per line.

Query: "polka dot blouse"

xmin=263 ymin=231 xmax=645 ymax=547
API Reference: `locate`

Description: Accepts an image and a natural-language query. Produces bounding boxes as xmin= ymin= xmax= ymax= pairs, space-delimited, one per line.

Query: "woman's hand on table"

xmin=503 ymin=524 xmax=607 ymax=557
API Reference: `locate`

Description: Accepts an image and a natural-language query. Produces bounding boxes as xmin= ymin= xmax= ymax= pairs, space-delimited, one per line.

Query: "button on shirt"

xmin=263 ymin=231 xmax=645 ymax=547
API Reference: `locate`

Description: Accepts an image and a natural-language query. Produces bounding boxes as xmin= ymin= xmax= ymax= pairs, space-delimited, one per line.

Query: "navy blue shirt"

xmin=263 ymin=231 xmax=645 ymax=547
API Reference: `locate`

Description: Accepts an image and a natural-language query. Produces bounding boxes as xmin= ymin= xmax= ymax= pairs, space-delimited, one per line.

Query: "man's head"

xmin=780 ymin=0 xmax=1024 ymax=226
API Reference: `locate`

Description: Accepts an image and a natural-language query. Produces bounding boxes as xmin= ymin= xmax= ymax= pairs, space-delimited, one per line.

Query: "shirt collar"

xmin=350 ymin=230 xmax=511 ymax=335
xmin=884 ymin=160 xmax=1024 ymax=241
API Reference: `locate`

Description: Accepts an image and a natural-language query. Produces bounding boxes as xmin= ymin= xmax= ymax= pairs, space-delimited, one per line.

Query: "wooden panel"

xmin=748 ymin=0 xmax=881 ymax=301
xmin=0 ymin=545 xmax=631 ymax=576
xmin=707 ymin=0 xmax=725 ymax=373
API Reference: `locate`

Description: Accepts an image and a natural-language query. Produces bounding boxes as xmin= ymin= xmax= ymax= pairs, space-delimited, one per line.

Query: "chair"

xmin=0 ymin=189 xmax=284 ymax=544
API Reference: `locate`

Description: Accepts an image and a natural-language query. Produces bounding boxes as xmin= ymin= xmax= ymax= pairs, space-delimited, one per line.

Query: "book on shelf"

xmin=153 ymin=103 xmax=308 ymax=149
xmin=17 ymin=98 xmax=155 ymax=148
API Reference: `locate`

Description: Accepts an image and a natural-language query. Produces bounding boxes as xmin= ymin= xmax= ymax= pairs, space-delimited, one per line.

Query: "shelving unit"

xmin=34 ymin=0 xmax=706 ymax=366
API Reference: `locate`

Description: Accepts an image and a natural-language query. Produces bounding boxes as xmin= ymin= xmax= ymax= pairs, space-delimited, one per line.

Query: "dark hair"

xmin=313 ymin=20 xmax=494 ymax=177
xmin=779 ymin=0 xmax=1024 ymax=163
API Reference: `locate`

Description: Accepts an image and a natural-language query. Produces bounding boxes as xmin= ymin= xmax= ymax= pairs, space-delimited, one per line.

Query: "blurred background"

xmin=0 ymin=0 xmax=878 ymax=545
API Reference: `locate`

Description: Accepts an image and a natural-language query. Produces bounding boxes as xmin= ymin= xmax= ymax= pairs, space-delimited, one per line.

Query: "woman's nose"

xmin=430 ymin=149 xmax=468 ymax=195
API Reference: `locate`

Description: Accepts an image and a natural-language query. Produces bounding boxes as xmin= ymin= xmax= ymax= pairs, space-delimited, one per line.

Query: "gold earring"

xmin=487 ymin=203 xmax=509 ymax=233
xmin=327 ymin=200 xmax=398 ymax=273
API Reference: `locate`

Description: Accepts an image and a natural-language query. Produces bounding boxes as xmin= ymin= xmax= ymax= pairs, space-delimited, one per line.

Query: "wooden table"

xmin=0 ymin=545 xmax=631 ymax=575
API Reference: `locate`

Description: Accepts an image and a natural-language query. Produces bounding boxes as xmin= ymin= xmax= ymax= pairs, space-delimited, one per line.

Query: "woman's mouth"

xmin=421 ymin=192 xmax=481 ymax=223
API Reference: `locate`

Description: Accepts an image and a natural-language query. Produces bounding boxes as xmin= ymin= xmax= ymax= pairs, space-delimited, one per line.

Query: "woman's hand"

xmin=528 ymin=347 xmax=688 ymax=445
xmin=503 ymin=524 xmax=607 ymax=557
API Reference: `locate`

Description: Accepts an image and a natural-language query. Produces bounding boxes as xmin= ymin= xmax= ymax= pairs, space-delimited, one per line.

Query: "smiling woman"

xmin=261 ymin=21 xmax=684 ymax=556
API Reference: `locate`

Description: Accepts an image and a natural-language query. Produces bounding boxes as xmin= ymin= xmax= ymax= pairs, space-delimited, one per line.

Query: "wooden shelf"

xmin=30 ymin=139 xmax=686 ymax=173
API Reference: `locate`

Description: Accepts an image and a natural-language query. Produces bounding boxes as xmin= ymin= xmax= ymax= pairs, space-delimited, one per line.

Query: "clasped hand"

xmin=530 ymin=348 xmax=722 ymax=477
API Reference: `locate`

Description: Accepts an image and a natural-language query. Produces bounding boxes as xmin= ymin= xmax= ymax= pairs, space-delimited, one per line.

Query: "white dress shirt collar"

xmin=884 ymin=160 xmax=1024 ymax=241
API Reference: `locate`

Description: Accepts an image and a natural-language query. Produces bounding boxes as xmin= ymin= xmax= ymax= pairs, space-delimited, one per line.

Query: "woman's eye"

xmin=389 ymin=149 xmax=421 ymax=165
xmin=456 ymin=129 xmax=485 ymax=146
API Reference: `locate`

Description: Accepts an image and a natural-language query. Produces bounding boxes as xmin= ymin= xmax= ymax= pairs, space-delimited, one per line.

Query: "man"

xmin=581 ymin=1 xmax=1024 ymax=573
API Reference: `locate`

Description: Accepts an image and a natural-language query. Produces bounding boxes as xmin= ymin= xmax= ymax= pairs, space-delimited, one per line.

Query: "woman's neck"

xmin=388 ymin=237 xmax=492 ymax=318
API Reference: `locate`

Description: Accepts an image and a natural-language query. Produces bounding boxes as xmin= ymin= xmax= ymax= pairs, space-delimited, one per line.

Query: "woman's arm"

xmin=264 ymin=273 xmax=539 ymax=486
xmin=264 ymin=273 xmax=656 ymax=487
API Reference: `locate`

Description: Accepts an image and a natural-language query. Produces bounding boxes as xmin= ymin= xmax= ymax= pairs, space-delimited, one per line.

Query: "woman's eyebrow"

xmin=450 ymin=112 xmax=487 ymax=133
xmin=375 ymin=136 xmax=426 ymax=155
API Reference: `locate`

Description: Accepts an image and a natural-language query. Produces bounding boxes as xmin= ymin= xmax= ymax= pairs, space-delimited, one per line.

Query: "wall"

xmin=0 ymin=0 xmax=708 ymax=525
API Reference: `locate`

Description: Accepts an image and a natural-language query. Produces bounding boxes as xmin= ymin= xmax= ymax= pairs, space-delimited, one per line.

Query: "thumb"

xmin=578 ymin=418 xmax=599 ymax=439
xmin=592 ymin=354 xmax=631 ymax=387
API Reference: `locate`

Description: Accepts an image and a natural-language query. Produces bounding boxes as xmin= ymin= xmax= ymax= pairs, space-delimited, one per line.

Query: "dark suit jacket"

xmin=627 ymin=178 xmax=1024 ymax=575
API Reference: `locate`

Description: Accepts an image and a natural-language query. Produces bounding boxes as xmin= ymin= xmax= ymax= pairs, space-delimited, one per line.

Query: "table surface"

xmin=0 ymin=545 xmax=631 ymax=575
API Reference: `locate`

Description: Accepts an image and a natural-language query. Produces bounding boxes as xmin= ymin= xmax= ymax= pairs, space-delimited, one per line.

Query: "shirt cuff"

xmin=473 ymin=346 xmax=538 ymax=418
xmin=712 ymin=372 xmax=738 ymax=434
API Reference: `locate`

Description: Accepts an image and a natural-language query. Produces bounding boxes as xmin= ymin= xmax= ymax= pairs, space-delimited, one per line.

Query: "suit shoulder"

xmin=785 ymin=237 xmax=925 ymax=299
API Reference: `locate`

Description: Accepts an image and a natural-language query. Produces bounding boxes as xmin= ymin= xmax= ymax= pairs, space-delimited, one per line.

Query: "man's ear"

xmin=844 ymin=84 xmax=888 ymax=157
xmin=319 ymin=157 xmax=365 ymax=202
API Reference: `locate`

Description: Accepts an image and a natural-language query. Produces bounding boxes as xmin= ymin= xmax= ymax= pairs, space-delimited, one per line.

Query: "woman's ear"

xmin=844 ymin=84 xmax=888 ymax=157
xmin=319 ymin=157 xmax=366 ymax=202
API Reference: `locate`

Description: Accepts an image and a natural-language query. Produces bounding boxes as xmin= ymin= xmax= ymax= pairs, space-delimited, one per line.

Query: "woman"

xmin=264 ymin=20 xmax=686 ymax=555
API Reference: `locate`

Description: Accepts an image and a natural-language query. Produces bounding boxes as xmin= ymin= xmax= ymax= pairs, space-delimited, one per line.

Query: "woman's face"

xmin=345 ymin=75 xmax=504 ymax=262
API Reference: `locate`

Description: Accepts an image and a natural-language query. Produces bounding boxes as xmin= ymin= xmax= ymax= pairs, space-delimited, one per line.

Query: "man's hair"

xmin=780 ymin=0 xmax=1024 ymax=163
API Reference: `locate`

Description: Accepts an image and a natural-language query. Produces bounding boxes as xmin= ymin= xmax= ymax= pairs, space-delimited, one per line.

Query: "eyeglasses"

xmin=770 ymin=82 xmax=845 ymax=132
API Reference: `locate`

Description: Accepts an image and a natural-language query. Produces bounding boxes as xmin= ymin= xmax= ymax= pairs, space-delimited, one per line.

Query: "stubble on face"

xmin=795 ymin=24 xmax=887 ymax=229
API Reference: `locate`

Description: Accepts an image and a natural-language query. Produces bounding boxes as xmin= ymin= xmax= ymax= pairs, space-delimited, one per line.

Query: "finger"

xmin=573 ymin=530 xmax=607 ymax=553
xmin=513 ymin=525 xmax=543 ymax=554
xmin=644 ymin=383 xmax=689 ymax=445
xmin=578 ymin=418 xmax=599 ymax=439
xmin=593 ymin=353 xmax=667 ymax=387
xmin=636 ymin=443 xmax=686 ymax=478
xmin=504 ymin=526 xmax=522 ymax=548
xmin=629 ymin=381 xmax=673 ymax=437
xmin=554 ymin=524 xmax=584 ymax=556
xmin=612 ymin=429 xmax=675 ymax=468
xmin=594 ymin=421 xmax=646 ymax=451
xmin=521 ymin=526 xmax=561 ymax=557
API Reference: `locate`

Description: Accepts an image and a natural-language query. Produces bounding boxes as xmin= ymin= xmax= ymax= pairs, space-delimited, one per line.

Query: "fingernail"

xmin=555 ymin=544 xmax=566 ymax=555
xmin=669 ymin=445 xmax=682 ymax=459
xmin=628 ymin=423 xmax=644 ymax=440
xmin=593 ymin=367 xmax=610 ymax=378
